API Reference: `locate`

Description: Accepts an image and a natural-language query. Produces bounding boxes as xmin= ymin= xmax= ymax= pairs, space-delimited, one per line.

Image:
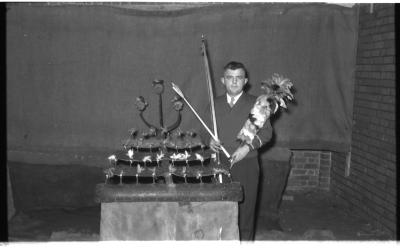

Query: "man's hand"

xmin=209 ymin=138 xmax=221 ymax=152
xmin=231 ymin=144 xmax=250 ymax=166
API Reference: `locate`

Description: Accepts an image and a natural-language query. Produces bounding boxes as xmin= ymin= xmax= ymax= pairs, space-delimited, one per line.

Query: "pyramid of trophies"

xmin=104 ymin=80 xmax=231 ymax=185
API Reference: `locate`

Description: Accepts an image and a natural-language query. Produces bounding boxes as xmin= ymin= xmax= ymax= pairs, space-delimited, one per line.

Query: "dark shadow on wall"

xmin=8 ymin=162 xmax=104 ymax=212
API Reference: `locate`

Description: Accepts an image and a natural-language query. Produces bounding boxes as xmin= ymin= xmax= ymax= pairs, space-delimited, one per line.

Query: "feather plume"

xmin=237 ymin=74 xmax=294 ymax=145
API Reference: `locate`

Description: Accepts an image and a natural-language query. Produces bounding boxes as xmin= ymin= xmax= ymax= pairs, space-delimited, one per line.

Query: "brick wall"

xmin=286 ymin=150 xmax=331 ymax=191
xmin=331 ymin=3 xmax=396 ymax=236
xmin=318 ymin=151 xmax=332 ymax=190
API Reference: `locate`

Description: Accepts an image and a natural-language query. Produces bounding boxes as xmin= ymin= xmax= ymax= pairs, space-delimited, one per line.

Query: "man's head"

xmin=221 ymin=61 xmax=248 ymax=97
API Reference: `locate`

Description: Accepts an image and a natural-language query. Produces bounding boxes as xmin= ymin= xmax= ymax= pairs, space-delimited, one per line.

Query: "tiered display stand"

xmin=94 ymin=80 xmax=242 ymax=240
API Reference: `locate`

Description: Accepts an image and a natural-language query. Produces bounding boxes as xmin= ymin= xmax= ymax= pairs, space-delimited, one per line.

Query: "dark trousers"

xmin=258 ymin=158 xmax=292 ymax=227
xmin=230 ymin=156 xmax=260 ymax=241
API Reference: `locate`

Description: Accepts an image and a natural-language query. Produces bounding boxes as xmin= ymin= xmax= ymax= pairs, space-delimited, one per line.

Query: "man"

xmin=208 ymin=61 xmax=273 ymax=241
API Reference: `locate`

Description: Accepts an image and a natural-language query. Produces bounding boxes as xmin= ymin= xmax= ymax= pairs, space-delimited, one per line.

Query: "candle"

xmin=127 ymin=149 xmax=134 ymax=159
xmin=211 ymin=153 xmax=216 ymax=162
xmin=197 ymin=173 xmax=202 ymax=183
xmin=143 ymin=155 xmax=152 ymax=167
xmin=108 ymin=155 xmax=117 ymax=166
xmin=119 ymin=171 xmax=123 ymax=184
xmin=195 ymin=153 xmax=204 ymax=167
xmin=156 ymin=152 xmax=164 ymax=167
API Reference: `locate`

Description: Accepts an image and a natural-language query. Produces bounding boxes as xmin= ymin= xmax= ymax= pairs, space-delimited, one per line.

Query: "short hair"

xmin=223 ymin=61 xmax=248 ymax=78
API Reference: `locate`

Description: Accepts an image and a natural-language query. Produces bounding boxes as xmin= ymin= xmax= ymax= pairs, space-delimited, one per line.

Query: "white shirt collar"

xmin=226 ymin=91 xmax=243 ymax=106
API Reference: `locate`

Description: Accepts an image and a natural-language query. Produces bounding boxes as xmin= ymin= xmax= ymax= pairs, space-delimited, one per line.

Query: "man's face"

xmin=221 ymin=68 xmax=248 ymax=96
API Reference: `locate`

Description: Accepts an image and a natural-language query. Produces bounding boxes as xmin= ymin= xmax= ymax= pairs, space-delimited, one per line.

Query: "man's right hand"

xmin=209 ymin=138 xmax=221 ymax=152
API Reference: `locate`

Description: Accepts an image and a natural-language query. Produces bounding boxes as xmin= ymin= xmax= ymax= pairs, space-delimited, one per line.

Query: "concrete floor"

xmin=7 ymin=189 xmax=393 ymax=242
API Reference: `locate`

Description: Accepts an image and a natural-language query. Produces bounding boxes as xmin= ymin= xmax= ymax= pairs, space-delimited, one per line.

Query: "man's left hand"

xmin=230 ymin=144 xmax=250 ymax=166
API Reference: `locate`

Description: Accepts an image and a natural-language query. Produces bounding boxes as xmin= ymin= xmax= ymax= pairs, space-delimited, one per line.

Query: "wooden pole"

xmin=201 ymin=35 xmax=221 ymax=164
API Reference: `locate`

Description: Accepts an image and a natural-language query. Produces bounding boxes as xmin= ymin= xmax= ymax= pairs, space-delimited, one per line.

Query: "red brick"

xmin=356 ymin=178 xmax=391 ymax=201
xmin=380 ymin=72 xmax=395 ymax=79
xmin=365 ymin=49 xmax=381 ymax=57
xmin=305 ymin=170 xmax=316 ymax=176
xmin=380 ymin=95 xmax=395 ymax=104
xmin=303 ymin=151 xmax=319 ymax=157
xmin=379 ymin=102 xmax=394 ymax=111
xmin=307 ymin=181 xmax=318 ymax=186
xmin=291 ymin=163 xmax=304 ymax=169
xmin=376 ymin=24 xmax=395 ymax=33
xmin=303 ymin=163 xmax=318 ymax=169
xmin=382 ymin=56 xmax=394 ymax=64
xmin=319 ymin=177 xmax=330 ymax=183
xmin=380 ymin=64 xmax=395 ymax=71
xmin=354 ymin=99 xmax=378 ymax=109
xmin=319 ymin=183 xmax=330 ymax=188
xmin=290 ymin=169 xmax=307 ymax=176
xmin=372 ymin=32 xmax=395 ymax=41
xmin=380 ymin=47 xmax=395 ymax=56
xmin=373 ymin=41 xmax=385 ymax=49
xmin=383 ymin=39 xmax=395 ymax=49
xmin=289 ymin=175 xmax=311 ymax=181
xmin=320 ymin=151 xmax=330 ymax=157
xmin=357 ymin=85 xmax=392 ymax=95
xmin=356 ymin=93 xmax=381 ymax=102
xmin=374 ymin=3 xmax=394 ymax=10
xmin=385 ymin=187 xmax=396 ymax=198
xmin=357 ymin=42 xmax=375 ymax=51
xmin=381 ymin=16 xmax=395 ymax=25
xmin=320 ymin=162 xmax=331 ymax=168
xmin=287 ymin=180 xmax=307 ymax=186
xmin=306 ymin=157 xmax=318 ymax=163
xmin=376 ymin=110 xmax=395 ymax=121
xmin=293 ymin=156 xmax=306 ymax=163
xmin=357 ymin=78 xmax=394 ymax=87
xmin=319 ymin=168 xmax=330 ymax=176
xmin=359 ymin=28 xmax=374 ymax=37
xmin=371 ymin=56 xmax=385 ymax=64
xmin=357 ymin=57 xmax=372 ymax=64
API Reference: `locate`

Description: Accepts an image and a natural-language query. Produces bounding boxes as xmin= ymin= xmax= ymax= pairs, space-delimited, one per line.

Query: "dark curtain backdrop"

xmin=7 ymin=3 xmax=358 ymax=157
